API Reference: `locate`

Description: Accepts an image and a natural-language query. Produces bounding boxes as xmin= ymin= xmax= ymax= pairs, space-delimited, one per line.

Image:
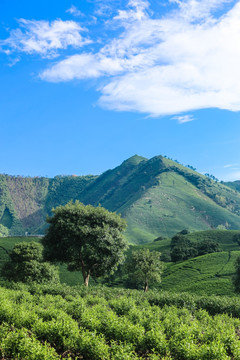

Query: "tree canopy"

xmin=42 ymin=201 xmax=128 ymax=286
xmin=128 ymin=249 xmax=163 ymax=292
xmin=170 ymin=235 xmax=220 ymax=262
xmin=1 ymin=241 xmax=59 ymax=284
xmin=0 ymin=224 xmax=9 ymax=237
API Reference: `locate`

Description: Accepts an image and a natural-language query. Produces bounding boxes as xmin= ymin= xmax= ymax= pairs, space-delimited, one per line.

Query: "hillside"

xmin=0 ymin=174 xmax=96 ymax=235
xmin=1 ymin=155 xmax=240 ymax=243
xmin=1 ymin=231 xmax=240 ymax=296
xmin=115 ymin=229 xmax=240 ymax=296
xmin=224 ymin=180 xmax=240 ymax=192
xmin=80 ymin=155 xmax=240 ymax=242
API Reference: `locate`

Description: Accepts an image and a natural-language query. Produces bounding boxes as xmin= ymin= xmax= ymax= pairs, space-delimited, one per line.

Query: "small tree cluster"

xmin=170 ymin=235 xmax=221 ymax=262
xmin=1 ymin=242 xmax=59 ymax=284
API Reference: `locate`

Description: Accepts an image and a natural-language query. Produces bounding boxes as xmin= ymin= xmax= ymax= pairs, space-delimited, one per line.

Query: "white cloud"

xmin=114 ymin=0 xmax=149 ymax=22
xmin=66 ymin=6 xmax=84 ymax=17
xmin=0 ymin=19 xmax=90 ymax=58
xmin=40 ymin=53 xmax=124 ymax=81
xmin=172 ymin=115 xmax=194 ymax=123
xmin=176 ymin=0 xmax=232 ymax=21
xmin=3 ymin=0 xmax=240 ymax=117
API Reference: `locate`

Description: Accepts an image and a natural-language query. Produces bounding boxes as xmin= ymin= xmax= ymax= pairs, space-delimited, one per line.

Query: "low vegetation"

xmin=1 ymin=283 xmax=240 ymax=359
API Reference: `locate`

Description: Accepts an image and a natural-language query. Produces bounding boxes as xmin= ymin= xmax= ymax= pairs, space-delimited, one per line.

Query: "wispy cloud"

xmin=172 ymin=115 xmax=195 ymax=124
xmin=114 ymin=0 xmax=149 ymax=21
xmin=224 ymin=163 xmax=239 ymax=168
xmin=0 ymin=19 xmax=90 ymax=58
xmin=66 ymin=6 xmax=84 ymax=17
xmin=3 ymin=0 xmax=240 ymax=116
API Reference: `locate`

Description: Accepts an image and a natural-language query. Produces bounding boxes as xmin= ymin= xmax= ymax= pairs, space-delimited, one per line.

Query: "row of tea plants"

xmin=1 ymin=282 xmax=240 ymax=359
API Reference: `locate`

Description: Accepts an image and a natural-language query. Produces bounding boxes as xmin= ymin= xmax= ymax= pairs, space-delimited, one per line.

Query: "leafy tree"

xmin=170 ymin=235 xmax=220 ymax=262
xmin=178 ymin=229 xmax=190 ymax=235
xmin=128 ymin=249 xmax=163 ymax=292
xmin=1 ymin=242 xmax=59 ymax=284
xmin=170 ymin=235 xmax=197 ymax=262
xmin=233 ymin=233 xmax=240 ymax=245
xmin=197 ymin=240 xmax=221 ymax=256
xmin=0 ymin=224 xmax=9 ymax=237
xmin=42 ymin=201 xmax=128 ymax=286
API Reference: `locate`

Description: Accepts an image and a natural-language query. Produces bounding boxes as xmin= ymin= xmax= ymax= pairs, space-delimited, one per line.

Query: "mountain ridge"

xmin=1 ymin=155 xmax=240 ymax=243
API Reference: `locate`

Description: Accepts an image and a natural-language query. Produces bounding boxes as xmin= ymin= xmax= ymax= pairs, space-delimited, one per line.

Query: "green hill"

xmin=161 ymin=251 xmax=238 ymax=296
xmin=1 ymin=155 xmax=240 ymax=243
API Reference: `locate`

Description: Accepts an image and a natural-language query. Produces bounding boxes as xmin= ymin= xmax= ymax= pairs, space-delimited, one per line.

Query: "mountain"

xmin=224 ymin=180 xmax=240 ymax=193
xmin=1 ymin=155 xmax=240 ymax=243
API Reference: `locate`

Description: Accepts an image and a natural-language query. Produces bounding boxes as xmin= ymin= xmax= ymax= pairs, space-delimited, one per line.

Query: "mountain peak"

xmin=121 ymin=155 xmax=147 ymax=167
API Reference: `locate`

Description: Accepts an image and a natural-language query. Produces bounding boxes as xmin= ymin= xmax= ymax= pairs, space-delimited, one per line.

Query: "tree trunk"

xmin=144 ymin=281 xmax=149 ymax=292
xmin=84 ymin=272 xmax=90 ymax=287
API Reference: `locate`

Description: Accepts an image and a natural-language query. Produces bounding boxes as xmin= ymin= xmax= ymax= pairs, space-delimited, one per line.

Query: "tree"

xmin=0 ymin=224 xmax=9 ymax=237
xmin=233 ymin=256 xmax=240 ymax=292
xmin=233 ymin=233 xmax=240 ymax=246
xmin=42 ymin=201 xmax=128 ymax=286
xmin=170 ymin=235 xmax=197 ymax=262
xmin=197 ymin=240 xmax=220 ymax=256
xmin=128 ymin=249 xmax=163 ymax=292
xmin=1 ymin=242 xmax=59 ymax=284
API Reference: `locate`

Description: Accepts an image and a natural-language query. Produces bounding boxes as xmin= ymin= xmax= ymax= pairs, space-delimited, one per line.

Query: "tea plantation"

xmin=1 ymin=232 xmax=240 ymax=359
xmin=1 ymin=283 xmax=240 ymax=359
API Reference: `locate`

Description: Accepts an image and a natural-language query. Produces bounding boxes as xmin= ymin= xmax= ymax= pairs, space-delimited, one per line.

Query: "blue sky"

xmin=0 ymin=0 xmax=240 ymax=181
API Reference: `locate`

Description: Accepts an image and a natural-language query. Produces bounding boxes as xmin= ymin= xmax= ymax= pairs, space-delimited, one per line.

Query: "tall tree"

xmin=42 ymin=201 xmax=128 ymax=286
xmin=128 ymin=249 xmax=163 ymax=292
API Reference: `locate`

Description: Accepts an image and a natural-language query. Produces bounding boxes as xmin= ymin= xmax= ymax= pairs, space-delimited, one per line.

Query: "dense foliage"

xmin=233 ymin=256 xmax=240 ymax=292
xmin=127 ymin=249 xmax=163 ymax=292
xmin=0 ymin=224 xmax=8 ymax=237
xmin=43 ymin=201 xmax=128 ymax=286
xmin=170 ymin=234 xmax=220 ymax=262
xmin=1 ymin=242 xmax=59 ymax=284
xmin=1 ymin=283 xmax=240 ymax=359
